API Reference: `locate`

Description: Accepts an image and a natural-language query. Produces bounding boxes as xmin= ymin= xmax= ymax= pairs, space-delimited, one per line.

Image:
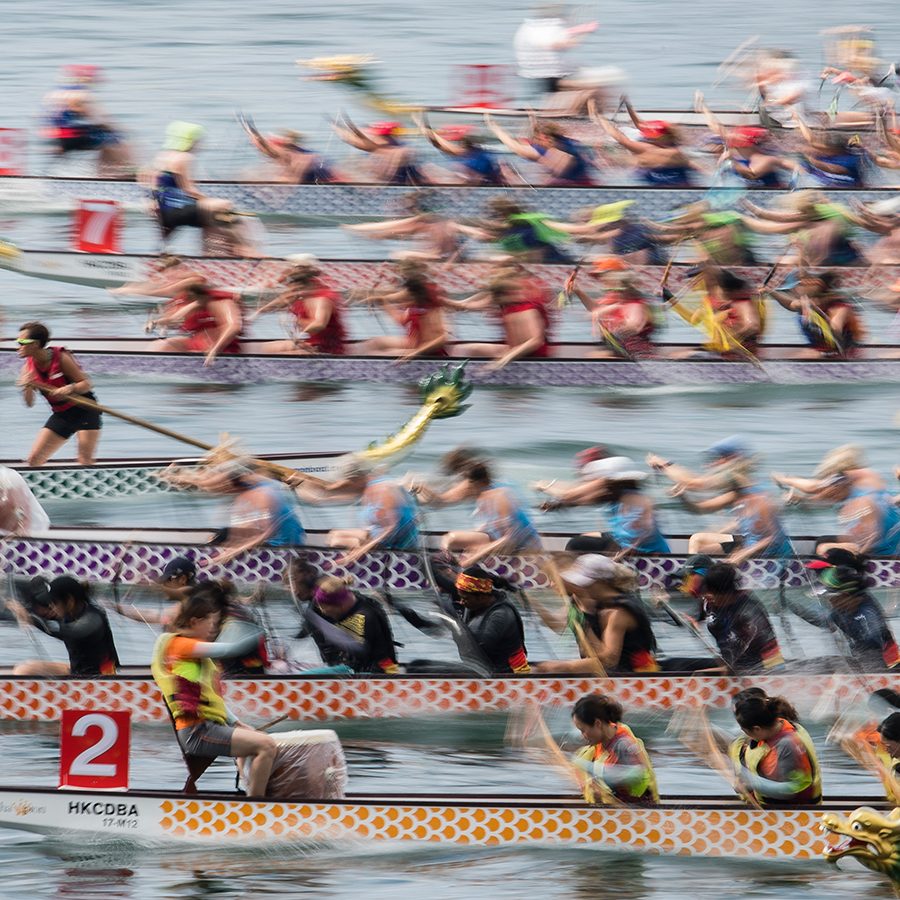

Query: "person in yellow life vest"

xmin=730 ymin=694 xmax=822 ymax=806
xmin=571 ymin=693 xmax=658 ymax=806
xmin=857 ymin=712 xmax=900 ymax=803
xmin=150 ymin=585 xmax=276 ymax=797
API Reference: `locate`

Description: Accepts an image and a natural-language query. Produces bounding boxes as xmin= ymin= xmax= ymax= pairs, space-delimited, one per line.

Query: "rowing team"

xmin=108 ymin=255 xmax=886 ymax=366
xmin=11 ymin=559 xmax=899 ymax=808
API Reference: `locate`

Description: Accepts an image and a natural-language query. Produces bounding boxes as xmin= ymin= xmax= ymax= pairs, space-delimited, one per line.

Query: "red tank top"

xmin=26 ymin=346 xmax=77 ymax=412
xmin=180 ymin=290 xmax=241 ymax=354
xmin=404 ymin=282 xmax=448 ymax=355
xmin=290 ymin=282 xmax=347 ymax=355
xmin=499 ymin=282 xmax=553 ymax=358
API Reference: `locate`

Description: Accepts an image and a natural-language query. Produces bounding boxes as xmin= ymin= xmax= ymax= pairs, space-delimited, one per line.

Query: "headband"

xmin=314 ymin=586 xmax=353 ymax=607
xmin=455 ymin=572 xmax=493 ymax=594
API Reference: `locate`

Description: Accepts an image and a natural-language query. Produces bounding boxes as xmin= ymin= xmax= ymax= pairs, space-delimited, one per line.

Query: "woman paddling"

xmin=16 ymin=321 xmax=102 ymax=466
xmin=150 ymin=587 xmax=277 ymax=798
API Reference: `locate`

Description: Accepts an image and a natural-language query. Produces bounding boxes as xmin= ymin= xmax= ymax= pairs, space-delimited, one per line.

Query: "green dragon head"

xmin=418 ymin=362 xmax=472 ymax=420
xmin=822 ymin=806 xmax=900 ymax=885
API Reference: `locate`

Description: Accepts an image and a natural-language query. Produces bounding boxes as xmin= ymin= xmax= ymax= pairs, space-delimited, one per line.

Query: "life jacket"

xmin=26 ymin=346 xmax=84 ymax=413
xmin=729 ymin=719 xmax=822 ymax=806
xmin=290 ymin=281 xmax=347 ymax=355
xmin=150 ymin=632 xmax=229 ymax=729
xmin=180 ymin=290 xmax=242 ymax=354
xmin=857 ymin=727 xmax=900 ymax=804
xmin=574 ymin=722 xmax=659 ymax=805
xmin=598 ymin=295 xmax=655 ymax=356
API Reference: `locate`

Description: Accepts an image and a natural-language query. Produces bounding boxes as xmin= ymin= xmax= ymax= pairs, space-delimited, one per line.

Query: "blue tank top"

xmin=734 ymin=486 xmax=792 ymax=558
xmin=289 ymin=147 xmax=334 ymax=185
xmin=153 ymin=171 xmax=196 ymax=210
xmin=612 ymin=221 xmax=668 ymax=265
xmin=249 ymin=480 xmax=305 ymax=546
xmin=360 ymin=479 xmax=420 ymax=549
xmin=537 ymin=137 xmax=593 ymax=184
xmin=638 ymin=166 xmax=693 ymax=187
xmin=459 ymin=147 xmax=503 ymax=185
xmin=607 ymin=491 xmax=670 ymax=554
xmin=732 ymin=156 xmax=785 ymax=188
xmin=476 ymin=483 xmax=541 ymax=551
xmin=846 ymin=488 xmax=900 ymax=556
xmin=803 ymin=152 xmax=865 ymax=188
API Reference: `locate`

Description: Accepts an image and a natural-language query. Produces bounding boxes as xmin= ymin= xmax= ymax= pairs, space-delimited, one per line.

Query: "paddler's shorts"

xmin=44 ymin=404 xmax=102 ymax=439
xmin=178 ymin=721 xmax=235 ymax=758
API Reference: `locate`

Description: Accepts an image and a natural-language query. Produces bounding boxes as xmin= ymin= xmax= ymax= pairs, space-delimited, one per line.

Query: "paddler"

xmin=244 ymin=126 xmax=338 ymax=184
xmin=485 ymin=115 xmax=596 ymax=186
xmin=291 ymin=455 xmax=419 ymax=567
xmin=414 ymin=458 xmax=542 ymax=567
xmin=857 ymin=712 xmax=900 ymax=802
xmin=470 ymin=198 xmax=573 ymax=264
xmin=795 ymin=117 xmax=871 ymax=188
xmin=570 ymin=693 xmax=659 ymax=806
xmin=452 ymin=269 xmax=553 ymax=370
xmin=296 ymin=575 xmax=399 ymax=674
xmin=150 ymin=587 xmax=277 ymax=797
xmin=356 ymin=257 xmax=450 ymax=360
xmin=252 ymin=254 xmax=347 ymax=355
xmin=163 ymin=459 xmax=306 ymax=565
xmin=798 ymin=549 xmax=900 ymax=671
xmin=699 ymin=267 xmax=764 ymax=359
xmin=330 ymin=116 xmax=427 ymax=185
xmin=41 ymin=64 xmax=134 ymax=174
xmin=16 ymin=321 xmax=102 ymax=466
xmin=0 ymin=466 xmax=50 ymax=536
xmin=774 ymin=445 xmax=900 ymax=558
xmin=767 ymin=271 xmax=864 ymax=359
xmin=148 ymin=282 xmax=244 ymax=366
xmin=569 ymin=261 xmax=658 ymax=359
xmin=730 ymin=692 xmax=821 ymax=806
xmin=414 ymin=116 xmax=507 ymax=186
xmin=647 ymin=437 xmax=792 ymax=565
xmin=531 ymin=554 xmax=660 ymax=674
xmin=591 ymin=102 xmax=704 ymax=187
xmin=9 ymin=576 xmax=119 ymax=677
xmin=144 ymin=121 xmax=236 ymax=243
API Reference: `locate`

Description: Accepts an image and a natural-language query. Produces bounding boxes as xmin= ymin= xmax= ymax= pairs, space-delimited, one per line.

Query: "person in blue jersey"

xmin=534 ymin=451 xmax=668 ymax=556
xmin=591 ymin=101 xmax=705 ymax=188
xmin=411 ymin=455 xmax=542 ymax=567
xmin=292 ymin=454 xmax=419 ymax=567
xmin=330 ymin=116 xmax=428 ymax=185
xmin=163 ymin=459 xmax=305 ymax=566
xmin=244 ymin=126 xmax=340 ymax=184
xmin=795 ymin=117 xmax=870 ymax=188
xmin=647 ymin=437 xmax=791 ymax=566
xmin=485 ymin=114 xmax=596 ymax=186
xmin=143 ymin=121 xmax=236 ymax=242
xmin=774 ymin=445 xmax=900 ymax=558
xmin=414 ymin=116 xmax=507 ymax=186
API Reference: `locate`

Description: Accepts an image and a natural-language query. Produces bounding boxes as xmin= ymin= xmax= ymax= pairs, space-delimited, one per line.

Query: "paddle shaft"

xmin=36 ymin=387 xmax=329 ymax=487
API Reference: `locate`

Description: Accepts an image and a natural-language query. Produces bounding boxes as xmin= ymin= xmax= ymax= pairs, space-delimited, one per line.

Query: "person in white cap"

xmin=252 ymin=255 xmax=347 ymax=355
xmin=540 ymin=456 xmax=669 ymax=556
xmin=648 ymin=438 xmax=792 ymax=564
xmin=531 ymin=553 xmax=660 ymax=674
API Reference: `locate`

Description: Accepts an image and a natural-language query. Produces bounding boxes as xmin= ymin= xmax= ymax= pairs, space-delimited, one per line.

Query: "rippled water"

xmin=3 ymin=1 xmax=900 ymax=897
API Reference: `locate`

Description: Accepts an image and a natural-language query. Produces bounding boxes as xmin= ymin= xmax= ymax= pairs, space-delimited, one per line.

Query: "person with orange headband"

xmin=330 ymin=115 xmax=427 ymax=185
xmin=453 ymin=566 xmax=530 ymax=674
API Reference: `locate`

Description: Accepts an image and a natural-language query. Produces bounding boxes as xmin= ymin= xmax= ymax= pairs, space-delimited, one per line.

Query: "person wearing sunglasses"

xmin=15 ymin=321 xmax=101 ymax=466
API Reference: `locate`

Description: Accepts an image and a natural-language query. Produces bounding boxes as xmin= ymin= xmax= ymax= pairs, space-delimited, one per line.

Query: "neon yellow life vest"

xmin=574 ymin=722 xmax=659 ymax=805
xmin=150 ymin=632 xmax=228 ymax=728
xmin=729 ymin=719 xmax=822 ymax=806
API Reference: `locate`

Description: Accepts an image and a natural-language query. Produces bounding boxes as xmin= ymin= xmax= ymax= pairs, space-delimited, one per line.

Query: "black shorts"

xmin=719 ymin=536 xmax=743 ymax=555
xmin=44 ymin=404 xmax=102 ymax=439
xmin=565 ymin=535 xmax=621 ymax=554
xmin=157 ymin=202 xmax=204 ymax=237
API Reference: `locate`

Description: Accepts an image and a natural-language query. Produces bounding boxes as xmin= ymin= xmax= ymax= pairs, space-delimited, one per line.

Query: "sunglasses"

xmin=16 ymin=338 xmax=36 ymax=346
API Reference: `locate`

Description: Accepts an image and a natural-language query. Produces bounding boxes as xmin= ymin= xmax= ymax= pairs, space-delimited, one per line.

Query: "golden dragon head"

xmin=822 ymin=806 xmax=900 ymax=884
xmin=418 ymin=363 xmax=472 ymax=420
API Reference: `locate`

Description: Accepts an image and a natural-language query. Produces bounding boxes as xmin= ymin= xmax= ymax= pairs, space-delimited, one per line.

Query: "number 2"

xmin=70 ymin=713 xmax=118 ymax=777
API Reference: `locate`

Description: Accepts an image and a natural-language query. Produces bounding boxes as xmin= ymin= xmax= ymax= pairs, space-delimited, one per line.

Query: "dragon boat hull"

xmin=0 ymin=525 xmax=895 ymax=591
xmin=0 ymin=247 xmax=895 ymax=294
xmin=0 ymin=178 xmax=895 ymax=222
xmin=0 ymin=785 xmax=875 ymax=861
xmin=4 ymin=340 xmax=900 ymax=387
xmin=0 ymin=671 xmax=892 ymax=722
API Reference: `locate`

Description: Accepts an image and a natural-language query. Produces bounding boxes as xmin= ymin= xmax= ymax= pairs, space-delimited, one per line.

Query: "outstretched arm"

xmin=484 ymin=114 xmax=541 ymax=162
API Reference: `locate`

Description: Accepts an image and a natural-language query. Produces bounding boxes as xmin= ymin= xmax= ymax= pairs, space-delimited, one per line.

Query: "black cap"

xmin=878 ymin=713 xmax=900 ymax=743
xmin=161 ymin=556 xmax=197 ymax=583
xmin=681 ymin=554 xmax=714 ymax=576
xmin=47 ymin=576 xmax=86 ymax=603
xmin=20 ymin=576 xmax=51 ymax=610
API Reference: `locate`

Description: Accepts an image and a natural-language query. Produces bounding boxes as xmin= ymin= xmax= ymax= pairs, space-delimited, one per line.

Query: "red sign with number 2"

xmin=59 ymin=710 xmax=131 ymax=790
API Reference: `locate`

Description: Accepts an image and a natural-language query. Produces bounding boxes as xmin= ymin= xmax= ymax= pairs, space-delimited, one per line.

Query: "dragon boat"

xmin=0 ymin=669 xmax=892 ymax=723
xmin=0 ymin=245 xmax=895 ymax=294
xmin=0 ymin=784 xmax=883 ymax=864
xmin=4 ymin=338 xmax=900 ymax=387
xmin=0 ymin=177 xmax=894 ymax=222
xmin=0 ymin=525 xmax=896 ymax=591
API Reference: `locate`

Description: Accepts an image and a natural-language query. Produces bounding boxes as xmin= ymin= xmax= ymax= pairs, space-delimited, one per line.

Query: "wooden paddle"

xmin=33 ymin=388 xmax=330 ymax=487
